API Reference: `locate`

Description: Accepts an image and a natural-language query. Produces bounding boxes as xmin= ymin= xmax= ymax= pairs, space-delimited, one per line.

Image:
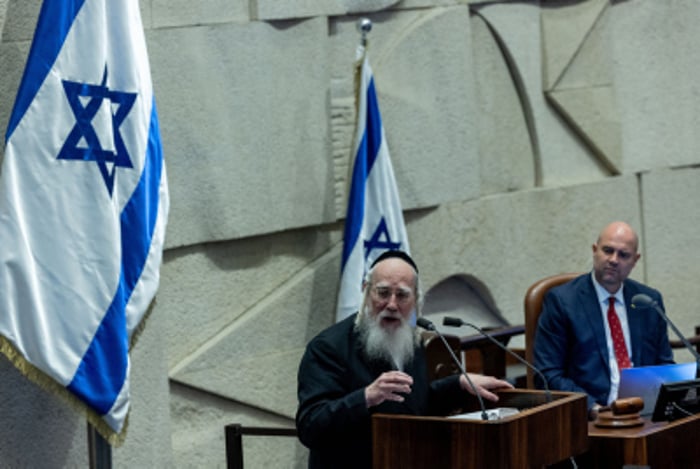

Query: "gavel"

xmin=593 ymin=396 xmax=645 ymax=428
xmin=610 ymin=396 xmax=644 ymax=415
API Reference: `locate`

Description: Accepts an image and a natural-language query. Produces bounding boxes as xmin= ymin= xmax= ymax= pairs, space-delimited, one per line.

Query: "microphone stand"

xmin=416 ymin=317 xmax=489 ymax=420
xmin=443 ymin=316 xmax=552 ymax=402
xmin=632 ymin=294 xmax=700 ymax=378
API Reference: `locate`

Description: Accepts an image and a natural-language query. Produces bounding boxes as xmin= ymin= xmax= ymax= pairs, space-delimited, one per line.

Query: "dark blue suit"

xmin=533 ymin=274 xmax=674 ymax=409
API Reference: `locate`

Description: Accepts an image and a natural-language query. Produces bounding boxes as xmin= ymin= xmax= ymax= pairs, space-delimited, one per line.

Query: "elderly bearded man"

xmin=296 ymin=250 xmax=512 ymax=469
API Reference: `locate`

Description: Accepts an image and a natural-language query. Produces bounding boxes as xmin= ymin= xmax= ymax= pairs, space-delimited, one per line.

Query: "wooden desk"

xmin=587 ymin=413 xmax=700 ymax=468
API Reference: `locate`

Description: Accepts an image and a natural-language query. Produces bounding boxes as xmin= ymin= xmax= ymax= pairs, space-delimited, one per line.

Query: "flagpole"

xmin=88 ymin=422 xmax=112 ymax=469
xmin=357 ymin=17 xmax=372 ymax=47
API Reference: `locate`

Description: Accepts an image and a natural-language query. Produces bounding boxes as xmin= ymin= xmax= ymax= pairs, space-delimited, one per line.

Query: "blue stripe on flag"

xmin=68 ymin=100 xmax=164 ymax=413
xmin=340 ymin=78 xmax=383 ymax=270
xmin=5 ymin=0 xmax=85 ymax=141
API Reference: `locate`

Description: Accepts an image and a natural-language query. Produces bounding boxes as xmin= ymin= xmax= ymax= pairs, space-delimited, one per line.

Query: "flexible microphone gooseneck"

xmin=631 ymin=293 xmax=700 ymax=378
xmin=416 ymin=317 xmax=489 ymax=420
xmin=442 ymin=316 xmax=553 ymax=403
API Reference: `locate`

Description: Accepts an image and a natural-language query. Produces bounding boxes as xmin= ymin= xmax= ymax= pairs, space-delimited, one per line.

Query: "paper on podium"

xmin=447 ymin=407 xmax=520 ymax=421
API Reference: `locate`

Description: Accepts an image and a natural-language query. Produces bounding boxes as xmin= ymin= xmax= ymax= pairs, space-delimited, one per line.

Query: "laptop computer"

xmin=617 ymin=362 xmax=697 ymax=416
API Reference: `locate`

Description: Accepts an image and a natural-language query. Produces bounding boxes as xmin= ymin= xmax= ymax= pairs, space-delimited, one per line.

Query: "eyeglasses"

xmin=371 ymin=286 xmax=414 ymax=305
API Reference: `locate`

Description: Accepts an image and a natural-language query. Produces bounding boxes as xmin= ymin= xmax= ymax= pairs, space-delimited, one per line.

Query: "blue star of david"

xmin=363 ymin=217 xmax=402 ymax=260
xmin=57 ymin=66 xmax=136 ymax=197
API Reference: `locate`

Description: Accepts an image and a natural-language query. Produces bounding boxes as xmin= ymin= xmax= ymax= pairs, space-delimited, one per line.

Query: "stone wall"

xmin=2 ymin=0 xmax=700 ymax=467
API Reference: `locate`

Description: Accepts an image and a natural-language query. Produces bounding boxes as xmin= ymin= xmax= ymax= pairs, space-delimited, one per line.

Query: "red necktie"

xmin=607 ymin=297 xmax=631 ymax=369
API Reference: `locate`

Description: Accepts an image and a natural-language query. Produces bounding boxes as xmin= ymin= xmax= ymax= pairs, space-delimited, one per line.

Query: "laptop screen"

xmin=617 ymin=363 xmax=697 ymax=416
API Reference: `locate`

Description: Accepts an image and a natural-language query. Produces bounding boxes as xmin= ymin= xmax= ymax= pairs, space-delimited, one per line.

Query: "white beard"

xmin=356 ymin=307 xmax=417 ymax=371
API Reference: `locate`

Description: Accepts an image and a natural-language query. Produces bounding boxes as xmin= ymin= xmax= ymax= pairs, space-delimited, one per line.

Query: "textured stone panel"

xmin=140 ymin=0 xmax=152 ymax=29
xmin=161 ymin=227 xmax=339 ymax=371
xmin=377 ymin=7 xmax=480 ymax=208
xmin=251 ymin=0 xmax=458 ymax=21
xmin=612 ymin=0 xmax=700 ymax=172
xmin=395 ymin=0 xmax=458 ymax=8
xmin=113 ymin=307 xmax=174 ymax=467
xmin=252 ymin=0 xmax=346 ymax=21
xmin=170 ymin=383 xmax=307 ymax=468
xmin=151 ymin=0 xmax=248 ymax=28
xmin=330 ymin=94 xmax=354 ymax=218
xmin=0 ymin=0 xmax=9 ymax=38
xmin=549 ymin=1 xmax=612 ymax=91
xmin=423 ymin=274 xmax=511 ymax=336
xmin=640 ymin=168 xmax=700 ymax=363
xmin=543 ymin=1 xmax=622 ymax=174
xmin=1 ymin=0 xmax=40 ymax=41
xmin=540 ymin=0 xmax=608 ymax=91
xmin=548 ymin=86 xmax=621 ymax=173
xmin=147 ymin=18 xmax=333 ymax=248
xmin=330 ymin=7 xmax=481 ymax=212
xmin=477 ymin=2 xmax=608 ymax=187
xmin=471 ymin=14 xmax=535 ymax=194
xmin=169 ymin=249 xmax=339 ymax=417
xmin=0 ymin=360 xmax=86 ymax=466
xmin=407 ymin=175 xmax=642 ymax=328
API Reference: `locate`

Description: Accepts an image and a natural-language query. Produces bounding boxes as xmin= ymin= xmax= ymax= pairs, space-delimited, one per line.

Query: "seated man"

xmin=534 ymin=221 xmax=674 ymax=418
xmin=296 ymin=250 xmax=511 ymax=469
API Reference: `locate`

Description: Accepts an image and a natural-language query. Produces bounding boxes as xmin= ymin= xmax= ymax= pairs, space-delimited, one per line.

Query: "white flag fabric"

xmin=0 ymin=0 xmax=169 ymax=440
xmin=336 ymin=46 xmax=410 ymax=322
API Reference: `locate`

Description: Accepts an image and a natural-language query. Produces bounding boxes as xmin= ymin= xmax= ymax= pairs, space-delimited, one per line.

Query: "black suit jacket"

xmin=296 ymin=314 xmax=467 ymax=469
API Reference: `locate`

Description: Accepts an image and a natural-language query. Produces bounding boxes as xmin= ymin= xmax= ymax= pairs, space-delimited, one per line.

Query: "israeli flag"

xmin=0 ymin=0 xmax=168 ymax=438
xmin=336 ymin=46 xmax=410 ymax=322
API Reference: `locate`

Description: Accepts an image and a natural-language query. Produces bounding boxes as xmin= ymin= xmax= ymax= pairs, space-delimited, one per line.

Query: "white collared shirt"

xmin=591 ymin=273 xmax=632 ymax=404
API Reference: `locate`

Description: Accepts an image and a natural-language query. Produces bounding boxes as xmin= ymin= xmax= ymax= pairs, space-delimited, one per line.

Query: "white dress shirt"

xmin=591 ymin=272 xmax=632 ymax=404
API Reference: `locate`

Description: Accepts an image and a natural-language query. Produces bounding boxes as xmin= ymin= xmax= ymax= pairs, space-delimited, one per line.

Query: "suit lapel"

xmin=623 ymin=281 xmax=642 ymax=366
xmin=579 ymin=276 xmax=610 ymax=374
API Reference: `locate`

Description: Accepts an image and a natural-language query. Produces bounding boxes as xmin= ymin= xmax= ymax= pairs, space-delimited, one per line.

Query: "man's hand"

xmin=365 ymin=371 xmax=413 ymax=408
xmin=459 ymin=373 xmax=513 ymax=402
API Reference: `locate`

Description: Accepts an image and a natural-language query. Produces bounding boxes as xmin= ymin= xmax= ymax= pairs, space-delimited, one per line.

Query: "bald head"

xmin=592 ymin=221 xmax=641 ymax=293
xmin=596 ymin=222 xmax=639 ymax=253
xmin=360 ymin=256 xmax=419 ymax=327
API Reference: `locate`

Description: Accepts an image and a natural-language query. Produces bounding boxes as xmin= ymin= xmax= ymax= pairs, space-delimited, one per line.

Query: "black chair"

xmin=224 ymin=423 xmax=298 ymax=469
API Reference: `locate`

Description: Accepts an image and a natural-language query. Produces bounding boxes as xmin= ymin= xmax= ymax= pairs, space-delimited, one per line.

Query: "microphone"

xmin=631 ymin=293 xmax=700 ymax=378
xmin=416 ymin=317 xmax=489 ymax=420
xmin=442 ymin=316 xmax=552 ymax=402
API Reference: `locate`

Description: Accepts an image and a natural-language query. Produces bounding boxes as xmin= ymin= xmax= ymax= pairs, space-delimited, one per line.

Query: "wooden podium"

xmin=372 ymin=389 xmax=588 ymax=469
